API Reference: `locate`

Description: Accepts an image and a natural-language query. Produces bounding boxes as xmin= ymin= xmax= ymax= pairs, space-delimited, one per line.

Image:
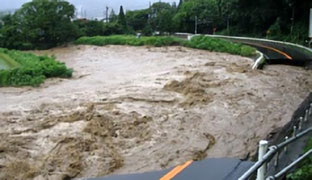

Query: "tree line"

xmin=0 ymin=0 xmax=311 ymax=50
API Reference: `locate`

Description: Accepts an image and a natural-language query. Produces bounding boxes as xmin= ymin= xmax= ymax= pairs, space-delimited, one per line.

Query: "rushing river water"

xmin=0 ymin=45 xmax=312 ymax=179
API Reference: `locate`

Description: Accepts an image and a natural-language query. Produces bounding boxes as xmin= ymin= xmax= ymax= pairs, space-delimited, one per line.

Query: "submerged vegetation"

xmin=0 ymin=48 xmax=72 ymax=87
xmin=76 ymin=35 xmax=256 ymax=57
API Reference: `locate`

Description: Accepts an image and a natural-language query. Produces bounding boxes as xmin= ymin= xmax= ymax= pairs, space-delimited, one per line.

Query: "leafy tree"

xmin=173 ymin=0 xmax=218 ymax=33
xmin=142 ymin=24 xmax=153 ymax=36
xmin=118 ymin=6 xmax=127 ymax=28
xmin=74 ymin=20 xmax=103 ymax=37
xmin=227 ymin=0 xmax=312 ymax=42
xmin=126 ymin=9 xmax=149 ymax=31
xmin=149 ymin=2 xmax=177 ymax=33
xmin=0 ymin=0 xmax=78 ymax=50
xmin=109 ymin=9 xmax=118 ymax=22
xmin=102 ymin=22 xmax=123 ymax=35
xmin=0 ymin=14 xmax=29 ymax=49
xmin=74 ymin=19 xmax=124 ymax=37
xmin=178 ymin=0 xmax=184 ymax=9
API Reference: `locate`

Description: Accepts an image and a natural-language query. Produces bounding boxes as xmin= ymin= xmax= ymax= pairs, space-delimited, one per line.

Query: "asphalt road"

xmin=243 ymin=42 xmax=310 ymax=68
xmin=89 ymin=158 xmax=254 ymax=180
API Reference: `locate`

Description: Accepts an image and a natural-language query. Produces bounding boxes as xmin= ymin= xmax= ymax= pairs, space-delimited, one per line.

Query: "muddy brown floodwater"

xmin=0 ymin=45 xmax=312 ymax=180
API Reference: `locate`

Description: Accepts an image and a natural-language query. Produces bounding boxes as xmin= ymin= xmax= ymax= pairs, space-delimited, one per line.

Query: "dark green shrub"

xmin=185 ymin=36 xmax=257 ymax=57
xmin=75 ymin=35 xmax=183 ymax=47
xmin=75 ymin=35 xmax=256 ymax=57
xmin=0 ymin=48 xmax=73 ymax=87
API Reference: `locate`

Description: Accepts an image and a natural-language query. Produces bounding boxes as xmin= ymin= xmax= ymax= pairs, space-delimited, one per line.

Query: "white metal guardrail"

xmin=174 ymin=33 xmax=265 ymax=70
xmin=176 ymin=33 xmax=312 ymax=55
xmin=205 ymin=35 xmax=312 ymax=55
xmin=176 ymin=33 xmax=312 ymax=69
xmin=238 ymin=104 xmax=312 ymax=180
xmin=266 ymin=149 xmax=312 ymax=180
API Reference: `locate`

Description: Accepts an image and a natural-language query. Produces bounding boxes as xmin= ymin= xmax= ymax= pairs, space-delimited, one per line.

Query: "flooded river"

xmin=0 ymin=45 xmax=311 ymax=179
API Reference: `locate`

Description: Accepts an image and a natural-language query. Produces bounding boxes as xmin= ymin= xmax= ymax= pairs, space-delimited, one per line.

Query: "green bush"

xmin=184 ymin=36 xmax=257 ymax=57
xmin=287 ymin=138 xmax=312 ymax=180
xmin=75 ymin=35 xmax=257 ymax=57
xmin=0 ymin=48 xmax=73 ymax=87
xmin=75 ymin=35 xmax=183 ymax=47
xmin=73 ymin=20 xmax=125 ymax=37
xmin=0 ymin=52 xmax=20 ymax=68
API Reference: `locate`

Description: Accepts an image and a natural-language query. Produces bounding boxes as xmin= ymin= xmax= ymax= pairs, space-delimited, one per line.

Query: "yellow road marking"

xmin=160 ymin=160 xmax=193 ymax=180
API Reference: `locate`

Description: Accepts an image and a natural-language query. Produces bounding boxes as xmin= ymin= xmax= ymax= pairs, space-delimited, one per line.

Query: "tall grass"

xmin=75 ymin=35 xmax=257 ymax=57
xmin=183 ymin=36 xmax=257 ymax=57
xmin=0 ymin=48 xmax=73 ymax=87
xmin=0 ymin=58 xmax=10 ymax=70
xmin=0 ymin=53 xmax=20 ymax=68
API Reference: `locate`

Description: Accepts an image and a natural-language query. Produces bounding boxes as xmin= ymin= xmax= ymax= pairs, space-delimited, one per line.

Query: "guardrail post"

xmin=300 ymin=117 xmax=305 ymax=125
xmin=299 ymin=118 xmax=303 ymax=131
xmin=305 ymin=110 xmax=309 ymax=122
xmin=284 ymin=136 xmax=288 ymax=153
xmin=293 ymin=126 xmax=297 ymax=137
xmin=257 ymin=140 xmax=268 ymax=180
xmin=274 ymin=151 xmax=279 ymax=168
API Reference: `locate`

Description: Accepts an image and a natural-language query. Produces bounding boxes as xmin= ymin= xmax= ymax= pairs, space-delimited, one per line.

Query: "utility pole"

xmin=226 ymin=3 xmax=230 ymax=35
xmin=289 ymin=2 xmax=295 ymax=35
xmin=309 ymin=8 xmax=312 ymax=47
xmin=290 ymin=7 xmax=295 ymax=34
xmin=227 ymin=16 xmax=230 ymax=35
xmin=309 ymin=8 xmax=312 ymax=38
xmin=148 ymin=1 xmax=151 ymax=20
xmin=106 ymin=6 xmax=109 ymax=22
xmin=195 ymin=16 xmax=198 ymax=34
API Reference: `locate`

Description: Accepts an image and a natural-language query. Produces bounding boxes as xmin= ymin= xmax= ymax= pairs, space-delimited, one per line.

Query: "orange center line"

xmin=160 ymin=160 xmax=193 ymax=180
xmin=245 ymin=42 xmax=293 ymax=60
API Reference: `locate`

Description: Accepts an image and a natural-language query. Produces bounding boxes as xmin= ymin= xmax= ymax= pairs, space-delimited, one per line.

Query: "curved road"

xmin=242 ymin=41 xmax=311 ymax=68
xmin=208 ymin=35 xmax=312 ymax=69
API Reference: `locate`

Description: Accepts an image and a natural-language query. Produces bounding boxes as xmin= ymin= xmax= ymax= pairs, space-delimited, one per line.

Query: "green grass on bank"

xmin=287 ymin=138 xmax=312 ymax=180
xmin=0 ymin=48 xmax=73 ymax=87
xmin=185 ymin=36 xmax=257 ymax=57
xmin=76 ymin=35 xmax=183 ymax=47
xmin=75 ymin=35 xmax=257 ymax=57
xmin=0 ymin=58 xmax=10 ymax=70
xmin=0 ymin=52 xmax=20 ymax=69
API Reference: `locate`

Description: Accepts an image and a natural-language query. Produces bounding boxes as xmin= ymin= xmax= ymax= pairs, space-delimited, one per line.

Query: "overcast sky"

xmin=0 ymin=0 xmax=178 ymax=18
